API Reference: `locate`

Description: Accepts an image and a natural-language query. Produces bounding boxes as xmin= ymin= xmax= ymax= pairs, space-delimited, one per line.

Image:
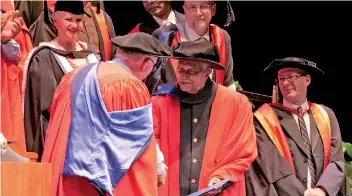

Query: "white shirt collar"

xmin=182 ymin=21 xmax=210 ymax=41
xmin=153 ymin=9 xmax=177 ymax=27
xmin=283 ymin=98 xmax=309 ymax=112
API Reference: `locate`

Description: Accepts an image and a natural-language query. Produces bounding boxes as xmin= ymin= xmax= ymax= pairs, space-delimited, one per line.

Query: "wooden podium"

xmin=1 ymin=144 xmax=52 ymax=196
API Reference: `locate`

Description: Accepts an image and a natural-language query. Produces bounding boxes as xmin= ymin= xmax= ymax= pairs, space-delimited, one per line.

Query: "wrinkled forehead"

xmin=278 ymin=67 xmax=306 ymax=76
xmin=177 ymin=60 xmax=208 ymax=70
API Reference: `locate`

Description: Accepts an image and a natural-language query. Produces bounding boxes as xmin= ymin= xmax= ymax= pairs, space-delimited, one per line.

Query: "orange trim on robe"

xmin=152 ymin=85 xmax=257 ymax=196
xmin=254 ymin=104 xmax=296 ymax=174
xmin=254 ymin=103 xmax=331 ymax=173
xmin=88 ymin=3 xmax=112 ymax=61
xmin=170 ymin=24 xmax=227 ymax=85
xmin=310 ymin=103 xmax=331 ymax=170
xmin=1 ymin=1 xmax=33 ymax=151
xmin=41 ymin=62 xmax=157 ymax=196
xmin=209 ymin=24 xmax=227 ymax=85
xmin=128 ymin=23 xmax=141 ymax=34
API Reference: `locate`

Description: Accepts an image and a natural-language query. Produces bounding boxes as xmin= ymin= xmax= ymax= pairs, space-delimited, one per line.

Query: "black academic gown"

xmin=23 ymin=45 xmax=96 ymax=160
xmin=245 ymin=105 xmax=350 ymax=196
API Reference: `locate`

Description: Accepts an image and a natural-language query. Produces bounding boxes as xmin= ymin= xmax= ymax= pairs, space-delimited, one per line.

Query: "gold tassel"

xmin=272 ymin=85 xmax=279 ymax=103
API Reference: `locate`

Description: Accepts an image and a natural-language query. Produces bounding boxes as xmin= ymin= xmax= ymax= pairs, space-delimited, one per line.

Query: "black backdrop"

xmin=104 ymin=1 xmax=352 ymax=142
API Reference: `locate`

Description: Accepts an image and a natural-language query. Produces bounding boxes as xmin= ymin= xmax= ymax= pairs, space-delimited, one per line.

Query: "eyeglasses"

xmin=177 ymin=67 xmax=209 ymax=76
xmin=184 ymin=4 xmax=214 ymax=13
xmin=275 ymin=74 xmax=305 ymax=84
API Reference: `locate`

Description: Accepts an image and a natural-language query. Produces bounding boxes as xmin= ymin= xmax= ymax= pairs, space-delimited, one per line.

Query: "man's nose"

xmin=195 ymin=7 xmax=203 ymax=16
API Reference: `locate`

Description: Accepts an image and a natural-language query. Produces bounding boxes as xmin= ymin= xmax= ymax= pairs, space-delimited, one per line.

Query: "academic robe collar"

xmin=152 ymin=78 xmax=217 ymax=104
xmin=178 ymin=78 xmax=216 ymax=104
xmin=49 ymin=47 xmax=93 ymax=58
xmin=111 ymin=57 xmax=130 ymax=70
xmin=272 ymin=99 xmax=311 ymax=115
xmin=62 ymin=62 xmax=153 ymax=196
xmin=153 ymin=9 xmax=177 ymax=27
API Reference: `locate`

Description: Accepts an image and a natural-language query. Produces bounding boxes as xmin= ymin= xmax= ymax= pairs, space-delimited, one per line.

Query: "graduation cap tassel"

xmin=44 ymin=0 xmax=50 ymax=24
xmin=224 ymin=1 xmax=235 ymax=27
xmin=272 ymin=85 xmax=279 ymax=103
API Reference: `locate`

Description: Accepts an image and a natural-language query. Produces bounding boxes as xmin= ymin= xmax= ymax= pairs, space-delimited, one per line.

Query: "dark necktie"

xmin=297 ymin=106 xmax=316 ymax=187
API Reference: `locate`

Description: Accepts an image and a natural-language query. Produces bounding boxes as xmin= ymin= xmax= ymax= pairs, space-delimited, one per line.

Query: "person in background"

xmin=27 ymin=0 xmax=115 ymax=61
xmin=1 ymin=1 xmax=33 ymax=151
xmin=152 ymin=38 xmax=257 ymax=196
xmin=22 ymin=0 xmax=98 ymax=160
xmin=129 ymin=0 xmax=185 ymax=34
xmin=246 ymin=57 xmax=350 ymax=196
xmin=153 ymin=0 xmax=236 ymax=89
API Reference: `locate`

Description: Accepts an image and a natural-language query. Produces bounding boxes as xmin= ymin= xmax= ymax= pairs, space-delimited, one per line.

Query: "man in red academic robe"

xmin=1 ymin=1 xmax=33 ymax=151
xmin=151 ymin=38 xmax=257 ymax=196
xmin=152 ymin=1 xmax=236 ymax=88
xmin=41 ymin=33 xmax=173 ymax=196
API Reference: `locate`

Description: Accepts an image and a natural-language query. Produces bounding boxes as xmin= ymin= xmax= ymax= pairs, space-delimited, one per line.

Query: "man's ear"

xmin=205 ymin=67 xmax=212 ymax=77
xmin=305 ymin=74 xmax=311 ymax=87
xmin=182 ymin=4 xmax=187 ymax=13
xmin=211 ymin=3 xmax=216 ymax=17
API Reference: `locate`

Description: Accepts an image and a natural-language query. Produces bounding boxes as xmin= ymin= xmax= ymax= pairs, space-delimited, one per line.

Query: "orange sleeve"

xmin=209 ymin=94 xmax=258 ymax=183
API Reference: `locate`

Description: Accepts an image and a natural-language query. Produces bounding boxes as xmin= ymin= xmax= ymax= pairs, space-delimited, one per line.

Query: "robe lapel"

xmin=308 ymin=111 xmax=320 ymax=152
xmin=278 ymin=109 xmax=309 ymax=157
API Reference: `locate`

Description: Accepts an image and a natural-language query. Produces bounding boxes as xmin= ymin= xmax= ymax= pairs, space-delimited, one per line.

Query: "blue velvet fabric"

xmin=62 ymin=62 xmax=153 ymax=195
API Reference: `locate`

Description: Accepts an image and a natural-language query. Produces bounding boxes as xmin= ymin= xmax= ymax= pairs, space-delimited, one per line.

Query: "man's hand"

xmin=1 ymin=11 xmax=22 ymax=43
xmin=304 ymin=188 xmax=327 ymax=196
xmin=205 ymin=177 xmax=222 ymax=195
xmin=157 ymin=164 xmax=168 ymax=186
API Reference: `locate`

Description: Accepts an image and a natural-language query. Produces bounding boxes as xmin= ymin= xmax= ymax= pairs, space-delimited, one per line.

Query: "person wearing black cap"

xmin=151 ymin=38 xmax=257 ymax=196
xmin=22 ymin=0 xmax=99 ymax=160
xmin=27 ymin=0 xmax=115 ymax=61
xmin=245 ymin=57 xmax=349 ymax=196
xmin=41 ymin=32 xmax=173 ymax=196
xmin=152 ymin=0 xmax=236 ymax=89
xmin=15 ymin=0 xmax=105 ymax=29
xmin=129 ymin=1 xmax=185 ymax=34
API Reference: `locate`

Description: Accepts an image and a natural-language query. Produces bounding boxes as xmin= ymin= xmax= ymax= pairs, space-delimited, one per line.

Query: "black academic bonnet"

xmin=171 ymin=38 xmax=225 ymax=70
xmin=264 ymin=57 xmax=324 ymax=78
xmin=111 ymin=32 xmax=173 ymax=57
xmin=54 ymin=0 xmax=85 ymax=15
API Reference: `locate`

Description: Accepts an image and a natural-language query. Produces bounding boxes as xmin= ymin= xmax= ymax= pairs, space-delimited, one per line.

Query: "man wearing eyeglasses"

xmin=152 ymin=1 xmax=235 ymax=89
xmin=152 ymin=38 xmax=257 ymax=196
xmin=245 ymin=57 xmax=349 ymax=196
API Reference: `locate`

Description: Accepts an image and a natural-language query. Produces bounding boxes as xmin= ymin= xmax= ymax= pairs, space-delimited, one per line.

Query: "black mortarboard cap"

xmin=54 ymin=0 xmax=85 ymax=15
xmin=264 ymin=57 xmax=324 ymax=78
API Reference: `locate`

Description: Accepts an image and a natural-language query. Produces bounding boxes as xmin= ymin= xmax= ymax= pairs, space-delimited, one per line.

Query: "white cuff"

xmin=156 ymin=143 xmax=165 ymax=175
